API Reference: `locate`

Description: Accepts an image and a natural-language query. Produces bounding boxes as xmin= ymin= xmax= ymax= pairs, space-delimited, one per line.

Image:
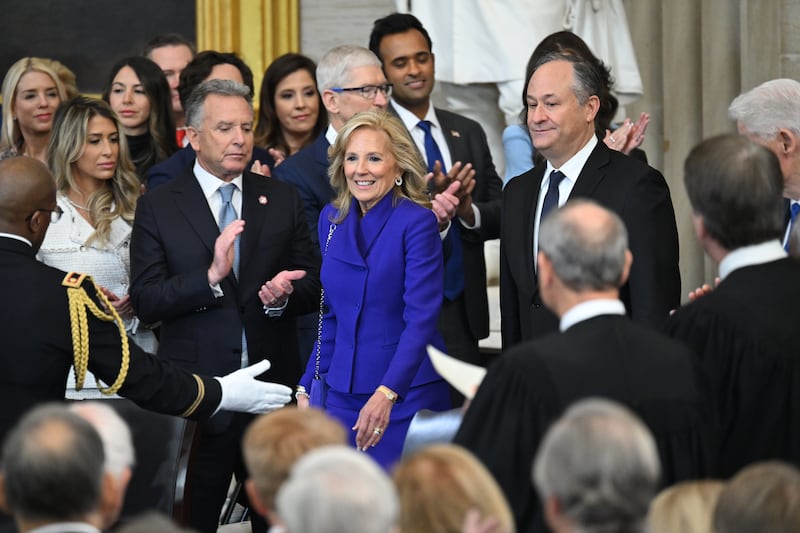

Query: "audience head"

xmin=393 ymin=444 xmax=515 ymax=533
xmin=533 ymin=398 xmax=660 ymax=533
xmin=369 ymin=13 xmax=434 ymax=117
xmin=254 ymin=53 xmax=326 ymax=155
xmin=713 ymin=461 xmax=800 ymax=533
xmin=728 ymin=79 xmax=800 ymax=197
xmin=275 ymin=445 xmax=398 ymax=533
xmin=0 ymin=156 xmax=58 ymax=252
xmin=1 ymin=57 xmax=72 ymax=157
xmin=0 ymin=404 xmax=106 ymax=527
xmin=178 ymin=51 xmax=254 ymax=113
xmin=185 ymin=79 xmax=253 ymax=181
xmin=523 ymin=31 xmax=618 ymax=136
xmin=646 ymin=480 xmax=724 ymax=533
xmin=242 ymin=407 xmax=346 ymax=519
xmin=142 ymin=33 xmax=196 ymax=120
xmin=684 ymin=133 xmax=784 ymax=255
xmin=102 ymin=56 xmax=177 ymax=171
xmin=68 ymin=402 xmax=135 ymax=529
xmin=48 ymin=96 xmax=139 ymax=244
xmin=537 ymin=200 xmax=631 ymax=314
xmin=526 ymin=51 xmax=602 ymax=169
xmin=116 ymin=511 xmax=196 ymax=533
xmin=316 ymin=45 xmax=389 ymax=130
xmin=328 ymin=110 xmax=429 ymax=221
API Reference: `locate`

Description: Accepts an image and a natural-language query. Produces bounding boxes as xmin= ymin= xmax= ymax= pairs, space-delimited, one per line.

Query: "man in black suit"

xmin=0 ymin=156 xmax=292 ymax=528
xmin=455 ymin=200 xmax=711 ymax=533
xmin=369 ymin=13 xmax=503 ymax=369
xmin=130 ymin=80 xmax=319 ymax=532
xmin=665 ymin=134 xmax=800 ymax=478
xmin=501 ymin=50 xmax=680 ymax=348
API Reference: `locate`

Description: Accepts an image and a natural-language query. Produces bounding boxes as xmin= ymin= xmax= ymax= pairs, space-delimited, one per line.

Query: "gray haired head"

xmin=539 ymin=199 xmax=629 ymax=291
xmin=185 ymin=79 xmax=252 ymax=128
xmin=316 ymin=45 xmax=382 ymax=92
xmin=728 ymin=78 xmax=800 ymax=140
xmin=533 ymin=398 xmax=661 ymax=533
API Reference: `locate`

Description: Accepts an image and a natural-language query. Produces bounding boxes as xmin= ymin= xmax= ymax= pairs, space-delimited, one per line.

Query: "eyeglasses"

xmin=330 ymin=84 xmax=393 ymax=100
xmin=25 ymin=205 xmax=63 ymax=224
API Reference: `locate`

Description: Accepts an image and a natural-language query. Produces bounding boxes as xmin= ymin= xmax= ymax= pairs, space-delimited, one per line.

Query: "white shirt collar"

xmin=325 ymin=124 xmax=338 ymax=146
xmin=28 ymin=522 xmax=101 ymax=533
xmin=718 ymin=240 xmax=787 ymax=280
xmin=544 ymin=135 xmax=598 ymax=185
xmin=392 ymin=98 xmax=437 ymax=131
xmin=0 ymin=232 xmax=32 ymax=247
xmin=560 ymin=298 xmax=626 ymax=332
xmin=193 ymin=159 xmax=243 ymax=201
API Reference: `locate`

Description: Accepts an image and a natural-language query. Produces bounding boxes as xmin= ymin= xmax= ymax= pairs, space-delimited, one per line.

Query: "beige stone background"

xmin=299 ymin=0 xmax=799 ymax=303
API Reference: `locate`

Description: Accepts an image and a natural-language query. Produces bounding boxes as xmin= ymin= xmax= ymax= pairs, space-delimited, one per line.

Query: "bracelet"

xmin=376 ymin=385 xmax=397 ymax=403
xmin=295 ymin=385 xmax=309 ymax=401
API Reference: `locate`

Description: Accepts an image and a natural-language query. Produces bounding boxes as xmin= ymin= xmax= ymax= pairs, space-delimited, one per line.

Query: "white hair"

xmin=728 ymin=78 xmax=800 ymax=139
xmin=316 ymin=45 xmax=382 ymax=91
xmin=69 ymin=402 xmax=135 ymax=478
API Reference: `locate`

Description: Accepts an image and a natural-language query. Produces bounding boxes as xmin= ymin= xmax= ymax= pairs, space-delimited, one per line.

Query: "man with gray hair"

xmin=130 ymin=79 xmax=320 ymax=532
xmin=456 ymin=200 xmax=711 ymax=533
xmin=273 ymin=446 xmax=398 ymax=533
xmin=0 ymin=404 xmax=108 ymax=532
xmin=728 ymin=79 xmax=800 ymax=251
xmin=532 ymin=398 xmax=661 ymax=533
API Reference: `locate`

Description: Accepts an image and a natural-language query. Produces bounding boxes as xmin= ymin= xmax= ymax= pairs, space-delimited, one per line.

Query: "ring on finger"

xmin=373 ymin=427 xmax=383 ymax=435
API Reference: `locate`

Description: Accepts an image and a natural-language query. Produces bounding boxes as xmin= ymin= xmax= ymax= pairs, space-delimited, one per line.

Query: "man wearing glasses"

xmin=369 ymin=13 xmax=504 ymax=389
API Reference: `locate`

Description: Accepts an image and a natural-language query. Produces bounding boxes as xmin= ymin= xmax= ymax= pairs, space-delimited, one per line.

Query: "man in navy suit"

xmin=368 ymin=13 xmax=503 ymax=372
xmin=130 ymin=80 xmax=319 ymax=532
xmin=501 ymin=50 xmax=680 ymax=347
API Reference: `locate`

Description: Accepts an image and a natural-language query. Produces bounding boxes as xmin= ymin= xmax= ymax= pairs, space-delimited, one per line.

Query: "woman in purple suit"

xmin=296 ymin=110 xmax=449 ymax=468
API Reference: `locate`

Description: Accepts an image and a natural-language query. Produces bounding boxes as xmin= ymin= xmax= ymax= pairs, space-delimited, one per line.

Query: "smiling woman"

xmin=102 ymin=57 xmax=178 ymax=184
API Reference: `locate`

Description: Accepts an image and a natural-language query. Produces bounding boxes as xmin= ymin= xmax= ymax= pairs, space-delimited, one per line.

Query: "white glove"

xmin=215 ymin=359 xmax=292 ymax=413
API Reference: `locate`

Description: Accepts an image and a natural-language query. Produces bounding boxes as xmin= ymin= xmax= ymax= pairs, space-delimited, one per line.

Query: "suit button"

xmin=533 ymin=303 xmax=541 ymax=309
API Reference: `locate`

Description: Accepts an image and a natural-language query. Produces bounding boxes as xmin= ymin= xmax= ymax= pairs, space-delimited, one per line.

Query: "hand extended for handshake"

xmin=214 ymin=359 xmax=292 ymax=413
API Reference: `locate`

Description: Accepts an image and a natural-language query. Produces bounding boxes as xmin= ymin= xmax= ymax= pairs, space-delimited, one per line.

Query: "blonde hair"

xmin=47 ymin=97 xmax=139 ymax=246
xmin=393 ymin=444 xmax=516 ymax=533
xmin=646 ymin=480 xmax=724 ymax=533
xmin=1 ymin=57 xmax=72 ymax=153
xmin=327 ymin=110 xmax=429 ymax=223
xmin=242 ymin=407 xmax=346 ymax=510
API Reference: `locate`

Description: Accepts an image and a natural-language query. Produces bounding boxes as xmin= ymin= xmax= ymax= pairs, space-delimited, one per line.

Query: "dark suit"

xmin=389 ymin=105 xmax=503 ymax=366
xmin=665 ymin=256 xmax=800 ymax=477
xmin=145 ymin=145 xmax=275 ymax=192
xmin=130 ymin=168 xmax=319 ymax=531
xmin=455 ymin=313 xmax=713 ymax=533
xmin=501 ymin=142 xmax=680 ymax=347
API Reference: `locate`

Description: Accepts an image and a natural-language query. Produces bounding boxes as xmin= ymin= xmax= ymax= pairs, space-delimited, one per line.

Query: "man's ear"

xmin=691 ymin=212 xmax=707 ymax=243
xmin=186 ymin=127 xmax=201 ymax=152
xmin=321 ymin=90 xmax=339 ymax=115
xmin=777 ymin=128 xmax=799 ymax=156
xmin=585 ymin=94 xmax=600 ymax=124
xmin=619 ymin=249 xmax=633 ymax=286
xmin=537 ymin=252 xmax=554 ymax=288
xmin=245 ymin=478 xmax=268 ymax=518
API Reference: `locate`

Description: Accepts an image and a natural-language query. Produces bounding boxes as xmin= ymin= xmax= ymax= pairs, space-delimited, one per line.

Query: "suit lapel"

xmin=526 ymin=165 xmax=545 ymax=291
xmin=172 ymin=169 xmax=219 ymax=256
xmin=240 ymin=171 xmax=269 ymax=278
xmin=568 ymin=142 xmax=612 ymax=199
xmin=436 ymin=109 xmax=467 ymax=164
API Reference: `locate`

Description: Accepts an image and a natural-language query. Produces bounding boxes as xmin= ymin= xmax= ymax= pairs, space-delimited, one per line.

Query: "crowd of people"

xmin=1 ymin=8 xmax=799 ymax=533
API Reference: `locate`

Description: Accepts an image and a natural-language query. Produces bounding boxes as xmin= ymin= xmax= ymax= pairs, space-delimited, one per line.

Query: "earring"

xmin=395 ymin=176 xmax=403 ymax=186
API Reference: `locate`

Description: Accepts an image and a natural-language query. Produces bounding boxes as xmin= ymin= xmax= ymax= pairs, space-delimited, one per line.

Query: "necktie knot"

xmin=549 ymin=170 xmax=566 ymax=190
xmin=791 ymin=202 xmax=800 ymax=222
xmin=417 ymin=120 xmax=433 ymax=135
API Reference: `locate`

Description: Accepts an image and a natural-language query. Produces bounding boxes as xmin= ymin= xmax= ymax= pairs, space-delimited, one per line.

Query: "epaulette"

xmin=62 ymin=271 xmax=88 ymax=288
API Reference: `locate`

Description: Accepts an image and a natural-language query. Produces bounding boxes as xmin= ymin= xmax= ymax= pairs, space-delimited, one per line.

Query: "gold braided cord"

xmin=65 ymin=278 xmax=130 ymax=395
xmin=180 ymin=374 xmax=206 ymax=417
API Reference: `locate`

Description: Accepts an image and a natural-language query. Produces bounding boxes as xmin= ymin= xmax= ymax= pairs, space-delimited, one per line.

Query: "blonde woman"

xmin=39 ymin=96 xmax=155 ymax=397
xmin=0 ymin=57 xmax=76 ymax=163
xmin=394 ymin=444 xmax=515 ymax=533
xmin=646 ymin=480 xmax=724 ymax=533
xmin=296 ymin=110 xmax=449 ymax=469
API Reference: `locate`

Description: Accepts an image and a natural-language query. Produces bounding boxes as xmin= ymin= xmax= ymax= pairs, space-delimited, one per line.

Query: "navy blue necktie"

xmin=540 ymin=170 xmax=566 ymax=225
xmin=418 ymin=120 xmax=464 ymax=300
xmin=785 ymin=202 xmax=800 ymax=252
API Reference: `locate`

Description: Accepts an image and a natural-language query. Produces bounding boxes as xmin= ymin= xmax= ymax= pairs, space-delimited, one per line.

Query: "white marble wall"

xmin=299 ymin=0 xmax=395 ymax=61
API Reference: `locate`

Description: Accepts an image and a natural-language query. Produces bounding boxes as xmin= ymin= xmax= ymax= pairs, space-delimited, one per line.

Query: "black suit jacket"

xmin=456 ymin=313 xmax=713 ymax=533
xmin=501 ymin=142 xmax=680 ymax=347
xmin=389 ymin=105 xmax=503 ymax=339
xmin=0 ymin=237 xmax=222 ymax=445
xmin=130 ymin=169 xmax=320 ymax=388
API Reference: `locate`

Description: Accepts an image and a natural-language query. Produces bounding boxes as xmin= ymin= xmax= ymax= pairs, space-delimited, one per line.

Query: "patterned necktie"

xmin=785 ymin=202 xmax=800 ymax=252
xmin=218 ymin=183 xmax=240 ymax=277
xmin=418 ymin=120 xmax=464 ymax=300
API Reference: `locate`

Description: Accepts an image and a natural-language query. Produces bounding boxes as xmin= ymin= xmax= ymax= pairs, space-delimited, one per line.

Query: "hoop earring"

xmin=395 ymin=176 xmax=403 ymax=186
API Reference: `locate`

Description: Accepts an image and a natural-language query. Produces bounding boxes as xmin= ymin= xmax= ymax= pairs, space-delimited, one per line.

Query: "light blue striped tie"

xmin=218 ymin=183 xmax=247 ymax=366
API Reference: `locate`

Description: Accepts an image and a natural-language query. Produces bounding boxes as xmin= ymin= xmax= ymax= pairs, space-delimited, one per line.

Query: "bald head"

xmin=0 ymin=157 xmax=57 ymax=249
xmin=539 ymin=200 xmax=630 ymax=292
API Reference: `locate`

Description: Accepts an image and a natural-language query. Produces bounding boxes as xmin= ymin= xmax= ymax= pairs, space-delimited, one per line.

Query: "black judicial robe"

xmin=665 ymin=257 xmax=800 ymax=478
xmin=455 ymin=314 xmax=714 ymax=533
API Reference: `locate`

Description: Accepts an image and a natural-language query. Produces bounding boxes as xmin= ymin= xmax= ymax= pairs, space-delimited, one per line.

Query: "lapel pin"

xmin=259 ymin=195 xmax=268 ymax=205
xmin=451 ymin=130 xmax=460 ymax=138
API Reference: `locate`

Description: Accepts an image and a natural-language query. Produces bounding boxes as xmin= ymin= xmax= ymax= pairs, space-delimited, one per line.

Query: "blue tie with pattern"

xmin=218 ymin=183 xmax=240 ymax=277
xmin=418 ymin=120 xmax=464 ymax=300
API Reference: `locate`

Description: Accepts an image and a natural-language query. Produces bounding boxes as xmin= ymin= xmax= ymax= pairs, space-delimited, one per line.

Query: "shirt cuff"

xmin=263 ymin=298 xmax=289 ymax=317
xmin=210 ymin=283 xmax=223 ymax=298
xmin=439 ymin=220 xmax=451 ymax=241
xmin=459 ymin=204 xmax=481 ymax=230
